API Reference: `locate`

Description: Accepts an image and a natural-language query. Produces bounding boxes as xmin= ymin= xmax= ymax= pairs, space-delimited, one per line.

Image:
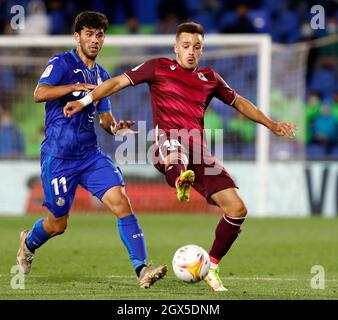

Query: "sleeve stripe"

xmin=97 ymin=110 xmax=111 ymax=114
xmin=123 ymin=73 xmax=134 ymax=86
xmin=229 ymin=93 xmax=238 ymax=106
xmin=37 ymin=81 xmax=53 ymax=85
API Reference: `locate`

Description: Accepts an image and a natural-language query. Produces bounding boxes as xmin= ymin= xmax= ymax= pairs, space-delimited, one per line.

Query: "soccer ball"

xmin=172 ymin=244 xmax=210 ymax=283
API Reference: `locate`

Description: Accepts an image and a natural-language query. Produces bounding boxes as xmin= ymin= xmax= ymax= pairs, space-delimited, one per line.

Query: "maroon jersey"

xmin=124 ymin=58 xmax=237 ymax=134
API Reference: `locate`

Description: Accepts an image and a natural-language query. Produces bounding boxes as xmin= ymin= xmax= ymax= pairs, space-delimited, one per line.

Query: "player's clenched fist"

xmin=63 ymin=100 xmax=84 ymax=117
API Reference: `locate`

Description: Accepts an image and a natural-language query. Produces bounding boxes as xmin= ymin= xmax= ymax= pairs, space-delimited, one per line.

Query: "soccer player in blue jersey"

xmin=16 ymin=11 xmax=167 ymax=289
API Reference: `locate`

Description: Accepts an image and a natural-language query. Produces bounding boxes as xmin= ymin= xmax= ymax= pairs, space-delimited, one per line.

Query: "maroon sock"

xmin=165 ymin=161 xmax=186 ymax=187
xmin=209 ymin=215 xmax=245 ymax=262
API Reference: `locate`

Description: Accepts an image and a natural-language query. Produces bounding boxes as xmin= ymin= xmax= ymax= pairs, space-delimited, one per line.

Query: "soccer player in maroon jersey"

xmin=64 ymin=22 xmax=296 ymax=291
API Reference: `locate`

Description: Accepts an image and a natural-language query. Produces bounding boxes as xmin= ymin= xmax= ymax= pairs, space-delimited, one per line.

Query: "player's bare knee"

xmin=232 ymin=203 xmax=247 ymax=217
xmin=47 ymin=218 xmax=68 ymax=236
xmin=106 ymin=193 xmax=132 ymax=217
xmin=221 ymin=202 xmax=247 ymax=218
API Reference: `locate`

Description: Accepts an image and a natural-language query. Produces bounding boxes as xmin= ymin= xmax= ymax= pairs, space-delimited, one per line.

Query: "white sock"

xmin=210 ymin=262 xmax=219 ymax=270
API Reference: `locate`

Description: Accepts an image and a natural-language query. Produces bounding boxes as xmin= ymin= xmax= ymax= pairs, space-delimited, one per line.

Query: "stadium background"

xmin=0 ymin=0 xmax=337 ymax=301
xmin=0 ymin=0 xmax=337 ymax=217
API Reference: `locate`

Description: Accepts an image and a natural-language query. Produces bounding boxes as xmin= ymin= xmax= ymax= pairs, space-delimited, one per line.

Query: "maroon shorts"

xmin=152 ymin=130 xmax=237 ymax=205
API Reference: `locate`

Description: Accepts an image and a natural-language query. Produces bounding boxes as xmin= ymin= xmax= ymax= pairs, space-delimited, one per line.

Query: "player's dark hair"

xmin=74 ymin=11 xmax=109 ymax=33
xmin=176 ymin=22 xmax=204 ymax=38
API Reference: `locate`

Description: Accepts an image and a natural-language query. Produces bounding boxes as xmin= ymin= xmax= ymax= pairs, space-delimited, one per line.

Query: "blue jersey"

xmin=38 ymin=49 xmax=112 ymax=159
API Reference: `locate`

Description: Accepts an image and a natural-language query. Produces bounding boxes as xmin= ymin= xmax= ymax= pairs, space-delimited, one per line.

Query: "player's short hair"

xmin=74 ymin=11 xmax=109 ymax=33
xmin=176 ymin=22 xmax=204 ymax=39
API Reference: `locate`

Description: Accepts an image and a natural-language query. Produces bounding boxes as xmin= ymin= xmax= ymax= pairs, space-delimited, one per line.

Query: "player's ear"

xmin=174 ymin=44 xmax=178 ymax=55
xmin=74 ymin=32 xmax=80 ymax=44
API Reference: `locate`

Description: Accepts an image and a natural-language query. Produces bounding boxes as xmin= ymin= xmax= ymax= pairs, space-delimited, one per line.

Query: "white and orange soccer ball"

xmin=172 ymin=244 xmax=210 ymax=283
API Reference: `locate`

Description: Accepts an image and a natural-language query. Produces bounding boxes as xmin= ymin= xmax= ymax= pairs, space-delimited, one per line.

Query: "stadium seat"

xmin=241 ymin=144 xmax=256 ymax=158
xmin=331 ymin=145 xmax=338 ymax=156
xmin=309 ymin=69 xmax=336 ymax=98
xmin=271 ymin=10 xmax=300 ymax=43
xmin=306 ymin=144 xmax=326 ymax=159
xmin=248 ymin=10 xmax=270 ymax=33
xmin=191 ymin=12 xmax=216 ymax=33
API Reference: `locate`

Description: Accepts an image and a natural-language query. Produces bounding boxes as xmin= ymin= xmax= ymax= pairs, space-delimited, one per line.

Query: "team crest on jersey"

xmin=170 ymin=65 xmax=176 ymax=70
xmin=56 ymin=197 xmax=65 ymax=207
xmin=198 ymin=72 xmax=208 ymax=81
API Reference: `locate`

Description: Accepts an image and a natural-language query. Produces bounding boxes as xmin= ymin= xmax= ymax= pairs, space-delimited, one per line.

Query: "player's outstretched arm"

xmin=34 ymin=83 xmax=97 ymax=103
xmin=63 ymin=74 xmax=131 ymax=118
xmin=233 ymin=95 xmax=296 ymax=138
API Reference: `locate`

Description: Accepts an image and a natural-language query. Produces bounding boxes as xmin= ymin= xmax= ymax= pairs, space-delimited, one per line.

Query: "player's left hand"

xmin=112 ymin=120 xmax=139 ymax=136
xmin=271 ymin=122 xmax=296 ymax=138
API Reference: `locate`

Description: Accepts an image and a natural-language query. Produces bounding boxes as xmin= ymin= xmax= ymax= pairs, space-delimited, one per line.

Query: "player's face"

xmin=75 ymin=27 xmax=105 ymax=60
xmin=175 ymin=32 xmax=203 ymax=70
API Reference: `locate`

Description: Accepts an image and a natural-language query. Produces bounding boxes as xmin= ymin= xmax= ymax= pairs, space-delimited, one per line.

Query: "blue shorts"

xmin=41 ymin=148 xmax=125 ymax=217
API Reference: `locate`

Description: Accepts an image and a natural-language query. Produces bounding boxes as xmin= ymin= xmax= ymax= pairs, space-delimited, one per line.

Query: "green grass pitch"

xmin=0 ymin=214 xmax=337 ymax=300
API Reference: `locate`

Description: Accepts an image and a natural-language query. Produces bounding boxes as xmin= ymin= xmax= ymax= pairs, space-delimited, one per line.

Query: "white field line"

xmin=1 ymin=274 xmax=338 ymax=282
xmin=106 ymin=275 xmax=338 ymax=282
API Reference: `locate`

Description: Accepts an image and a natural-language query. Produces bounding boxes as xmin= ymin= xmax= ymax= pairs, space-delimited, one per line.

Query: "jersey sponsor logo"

xmin=198 ymin=72 xmax=208 ymax=81
xmin=41 ymin=64 xmax=53 ymax=78
xmin=170 ymin=65 xmax=177 ymax=70
xmin=131 ymin=62 xmax=145 ymax=71
xmin=73 ymin=69 xmax=86 ymax=87
xmin=72 ymin=82 xmax=82 ymax=97
xmin=132 ymin=233 xmax=143 ymax=239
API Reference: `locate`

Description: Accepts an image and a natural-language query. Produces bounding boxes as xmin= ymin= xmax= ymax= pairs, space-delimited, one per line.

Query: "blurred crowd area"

xmin=0 ymin=0 xmax=337 ymax=38
xmin=0 ymin=0 xmax=337 ymax=160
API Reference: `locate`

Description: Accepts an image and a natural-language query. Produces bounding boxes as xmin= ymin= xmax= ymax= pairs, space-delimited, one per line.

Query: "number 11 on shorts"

xmin=51 ymin=177 xmax=68 ymax=195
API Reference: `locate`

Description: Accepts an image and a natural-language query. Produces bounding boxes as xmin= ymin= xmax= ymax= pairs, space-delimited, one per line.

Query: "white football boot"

xmin=138 ymin=264 xmax=168 ymax=289
xmin=16 ymin=230 xmax=34 ymax=274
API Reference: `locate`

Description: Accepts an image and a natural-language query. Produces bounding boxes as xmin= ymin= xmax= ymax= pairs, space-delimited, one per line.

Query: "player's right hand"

xmin=271 ymin=122 xmax=297 ymax=138
xmin=112 ymin=120 xmax=139 ymax=136
xmin=73 ymin=83 xmax=97 ymax=92
xmin=63 ymin=100 xmax=84 ymax=117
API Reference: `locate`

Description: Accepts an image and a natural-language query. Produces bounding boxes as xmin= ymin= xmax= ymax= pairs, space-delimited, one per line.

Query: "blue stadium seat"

xmin=191 ymin=12 xmax=216 ymax=33
xmin=262 ymin=0 xmax=284 ymax=14
xmin=0 ymin=67 xmax=16 ymax=93
xmin=306 ymin=144 xmax=326 ymax=158
xmin=241 ymin=144 xmax=256 ymax=157
xmin=331 ymin=146 xmax=338 ymax=156
xmin=272 ymin=10 xmax=300 ymax=43
xmin=218 ymin=12 xmax=237 ymax=30
xmin=185 ymin=0 xmax=201 ymax=13
xmin=248 ymin=9 xmax=270 ymax=33
xmin=309 ymin=69 xmax=336 ymax=98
